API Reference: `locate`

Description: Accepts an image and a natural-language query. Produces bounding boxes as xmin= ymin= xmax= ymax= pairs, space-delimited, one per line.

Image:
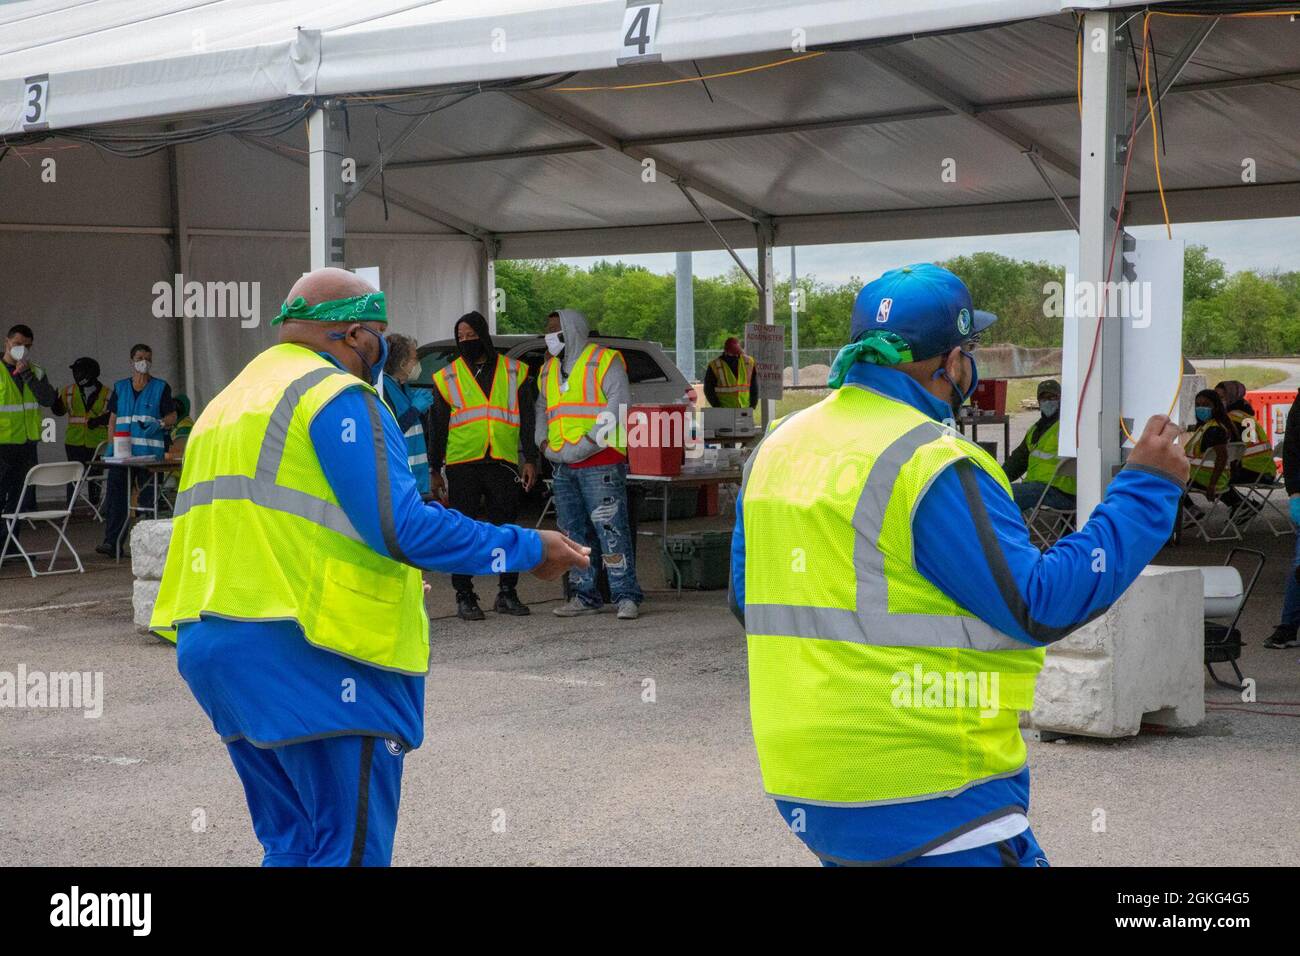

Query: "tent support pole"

xmin=166 ymin=137 xmax=195 ymax=402
xmin=308 ymin=101 xmax=348 ymax=270
xmin=676 ymin=182 xmax=762 ymax=291
xmin=1074 ymin=11 xmax=1128 ymax=520
xmin=756 ymin=223 xmax=776 ymax=429
xmin=480 ymin=236 xmax=499 ymax=335
xmin=675 ymin=251 xmax=695 ymax=382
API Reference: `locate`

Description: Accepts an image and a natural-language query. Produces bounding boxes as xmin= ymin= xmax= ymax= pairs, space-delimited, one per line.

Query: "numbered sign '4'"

xmin=24 ymin=74 xmax=50 ymax=131
xmin=618 ymin=2 xmax=662 ymax=66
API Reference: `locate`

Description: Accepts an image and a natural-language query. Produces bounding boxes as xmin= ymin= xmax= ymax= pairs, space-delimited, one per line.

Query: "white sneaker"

xmin=553 ymin=596 xmax=604 ymax=617
xmin=616 ymin=599 xmax=640 ymax=620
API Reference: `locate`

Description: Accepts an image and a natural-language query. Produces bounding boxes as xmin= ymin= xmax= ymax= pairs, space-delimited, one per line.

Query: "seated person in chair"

xmin=1215 ymin=379 xmax=1274 ymax=486
xmin=1003 ymin=379 xmax=1075 ymax=514
xmin=1185 ymin=389 xmax=1244 ymax=511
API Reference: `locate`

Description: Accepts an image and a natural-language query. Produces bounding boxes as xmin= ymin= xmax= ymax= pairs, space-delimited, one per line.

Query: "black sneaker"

xmin=1262 ymin=627 xmax=1300 ymax=649
xmin=493 ymin=590 xmax=531 ymax=616
xmin=94 ymin=543 xmax=116 ymax=558
xmin=456 ymin=592 xmax=485 ymax=621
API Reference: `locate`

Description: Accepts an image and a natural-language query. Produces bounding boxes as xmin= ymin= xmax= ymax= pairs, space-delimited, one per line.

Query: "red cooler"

xmin=627 ymin=404 xmax=687 ymax=476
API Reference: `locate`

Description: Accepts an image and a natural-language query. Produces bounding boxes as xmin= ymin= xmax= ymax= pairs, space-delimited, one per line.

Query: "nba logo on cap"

xmin=876 ymin=298 xmax=893 ymax=323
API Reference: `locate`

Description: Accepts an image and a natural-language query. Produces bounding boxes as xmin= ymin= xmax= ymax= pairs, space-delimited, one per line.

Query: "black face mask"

xmin=459 ymin=338 xmax=486 ymax=362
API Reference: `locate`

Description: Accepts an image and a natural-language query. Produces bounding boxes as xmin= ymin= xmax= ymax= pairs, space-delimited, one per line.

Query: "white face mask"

xmin=133 ymin=359 xmax=151 ymax=374
xmin=9 ymin=344 xmax=27 ymax=361
xmin=545 ymin=332 xmax=565 ymax=356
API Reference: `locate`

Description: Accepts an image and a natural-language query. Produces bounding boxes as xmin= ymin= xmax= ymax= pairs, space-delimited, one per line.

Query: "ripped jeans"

xmin=551 ymin=461 xmax=643 ymax=607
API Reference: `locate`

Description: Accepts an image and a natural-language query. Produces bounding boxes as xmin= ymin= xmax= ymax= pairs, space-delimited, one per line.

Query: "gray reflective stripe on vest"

xmin=255 ymin=366 xmax=347 ymax=482
xmin=403 ymin=423 xmax=423 ymax=438
xmin=584 ymin=348 xmax=605 ymax=398
xmin=442 ymin=366 xmax=466 ymax=409
xmin=0 ymin=404 xmax=29 ymax=413
xmin=506 ymin=361 xmax=519 ymax=412
xmin=174 ymin=474 xmax=361 ymax=542
xmin=545 ymin=403 xmax=606 ymax=421
xmin=452 ymin=406 xmax=521 ymax=425
xmin=744 ymin=397 xmax=1025 ymax=652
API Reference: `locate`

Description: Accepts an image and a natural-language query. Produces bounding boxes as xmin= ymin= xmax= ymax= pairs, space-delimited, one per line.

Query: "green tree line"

xmin=494 ymin=245 xmax=1300 ymax=356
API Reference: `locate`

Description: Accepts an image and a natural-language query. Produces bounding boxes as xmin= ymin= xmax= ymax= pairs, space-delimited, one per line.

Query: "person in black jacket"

xmin=1263 ymin=399 xmax=1300 ymax=649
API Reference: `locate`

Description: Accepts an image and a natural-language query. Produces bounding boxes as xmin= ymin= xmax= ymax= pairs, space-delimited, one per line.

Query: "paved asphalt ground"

xmin=1 ymin=478 xmax=1297 ymax=867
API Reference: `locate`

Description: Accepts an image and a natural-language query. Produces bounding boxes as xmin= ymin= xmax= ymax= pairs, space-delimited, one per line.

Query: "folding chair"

xmin=0 ymin=461 xmax=86 ymax=577
xmin=1200 ymin=548 xmax=1265 ymax=690
xmin=71 ymin=440 xmax=109 ymax=521
xmin=1182 ymin=444 xmax=1243 ymax=543
xmin=1226 ymin=440 xmax=1291 ymax=537
xmin=1024 ymin=458 xmax=1077 ymax=550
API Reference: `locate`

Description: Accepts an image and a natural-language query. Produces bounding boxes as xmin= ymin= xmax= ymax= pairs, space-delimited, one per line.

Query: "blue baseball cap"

xmin=849 ymin=263 xmax=996 ymax=361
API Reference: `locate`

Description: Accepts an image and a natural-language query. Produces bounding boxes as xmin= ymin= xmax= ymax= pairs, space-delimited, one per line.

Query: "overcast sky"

xmin=561 ymin=216 xmax=1300 ymax=286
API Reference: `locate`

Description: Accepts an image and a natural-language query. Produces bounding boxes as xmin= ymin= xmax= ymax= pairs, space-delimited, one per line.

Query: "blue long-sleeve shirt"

xmin=176 ymin=353 xmax=542 ymax=752
xmin=731 ymin=361 xmax=1183 ymax=864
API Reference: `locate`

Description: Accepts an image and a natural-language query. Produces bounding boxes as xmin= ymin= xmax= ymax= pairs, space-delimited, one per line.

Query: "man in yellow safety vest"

xmin=1 ymin=324 xmax=65 ymax=539
xmin=1003 ymin=379 xmax=1076 ymax=513
xmin=151 ymin=268 xmax=589 ymax=866
xmin=535 ymin=308 xmax=643 ymax=620
xmin=431 ymin=310 xmax=539 ymax=620
xmin=734 ymin=263 xmax=1188 ymax=866
xmin=61 ymin=356 xmax=110 ymax=508
xmin=704 ymin=337 xmax=758 ymax=409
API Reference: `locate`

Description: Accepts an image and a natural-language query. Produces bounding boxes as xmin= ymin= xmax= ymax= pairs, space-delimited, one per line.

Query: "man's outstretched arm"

xmin=311 ymin=387 xmax=543 ymax=575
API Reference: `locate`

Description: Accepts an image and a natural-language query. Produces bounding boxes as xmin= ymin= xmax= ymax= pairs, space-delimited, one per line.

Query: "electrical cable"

xmin=551 ymin=52 xmax=824 ymax=93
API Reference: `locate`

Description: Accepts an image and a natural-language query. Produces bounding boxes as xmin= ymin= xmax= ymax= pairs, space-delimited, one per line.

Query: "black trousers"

xmin=445 ymin=459 xmax=522 ymax=595
xmin=103 ymin=466 xmax=156 ymax=550
xmin=0 ymin=441 xmax=38 ymax=538
xmin=64 ymin=444 xmax=99 ymax=507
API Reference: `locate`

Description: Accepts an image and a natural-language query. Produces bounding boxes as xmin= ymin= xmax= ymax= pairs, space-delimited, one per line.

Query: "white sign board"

xmin=1120 ymin=239 xmax=1185 ymax=446
xmin=745 ymin=322 xmax=785 ymax=401
xmin=1057 ymin=239 xmax=1184 ymax=456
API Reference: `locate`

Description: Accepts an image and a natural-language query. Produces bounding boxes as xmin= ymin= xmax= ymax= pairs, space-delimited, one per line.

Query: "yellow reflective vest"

xmin=1227 ymin=409 xmax=1275 ymax=477
xmin=1185 ymin=420 xmax=1230 ymax=492
xmin=62 ymin=383 xmax=109 ymax=449
xmin=432 ymin=354 xmax=525 ymax=465
xmin=1 ymin=363 xmax=44 ymax=444
xmin=709 ymin=354 xmax=755 ymax=408
xmin=150 ymin=343 xmax=430 ymax=673
xmin=1023 ymin=419 xmax=1076 ymax=496
xmin=743 ymin=383 xmax=1044 ymax=806
xmin=542 ymin=343 xmax=626 ymax=456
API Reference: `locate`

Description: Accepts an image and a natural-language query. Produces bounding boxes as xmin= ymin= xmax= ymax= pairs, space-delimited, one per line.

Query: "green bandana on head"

xmin=272 ymin=292 xmax=387 ymax=326
xmin=827 ymin=330 xmax=915 ymax=388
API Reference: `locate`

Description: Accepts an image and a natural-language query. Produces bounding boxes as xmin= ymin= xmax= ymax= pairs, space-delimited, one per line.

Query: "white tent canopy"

xmin=3 ymin=0 xmax=1298 ymax=511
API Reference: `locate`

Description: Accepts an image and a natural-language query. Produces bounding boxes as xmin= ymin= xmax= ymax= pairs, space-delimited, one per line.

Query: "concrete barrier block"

xmin=133 ymin=578 xmax=161 ymax=630
xmin=1026 ymin=566 xmax=1204 ymax=738
xmin=130 ymin=519 xmax=173 ymax=581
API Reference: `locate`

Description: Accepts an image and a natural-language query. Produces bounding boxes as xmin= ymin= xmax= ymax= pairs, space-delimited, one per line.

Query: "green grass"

xmin=775 ymin=390 xmax=829 ymax=419
xmin=1191 ymin=363 xmax=1288 ymax=391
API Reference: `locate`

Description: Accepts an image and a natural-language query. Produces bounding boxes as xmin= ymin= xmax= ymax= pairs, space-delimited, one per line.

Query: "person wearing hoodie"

xmin=62 ymin=357 xmax=110 ymax=507
xmin=431 ymin=311 xmax=539 ymax=620
xmin=536 ymin=309 xmax=644 ymax=620
xmin=1002 ymin=379 xmax=1074 ymax=514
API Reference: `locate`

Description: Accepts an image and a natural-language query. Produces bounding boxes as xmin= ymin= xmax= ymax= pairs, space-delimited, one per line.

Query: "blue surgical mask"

xmin=1195 ymin=407 xmax=1212 ymax=423
xmin=1040 ymin=399 xmax=1060 ymax=418
xmin=330 ymin=326 xmax=388 ymax=387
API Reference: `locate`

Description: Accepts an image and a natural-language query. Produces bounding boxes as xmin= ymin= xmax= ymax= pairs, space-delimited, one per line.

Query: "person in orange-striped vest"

xmin=535 ymin=308 xmax=643 ymax=620
xmin=704 ymin=337 xmax=758 ymax=409
xmin=61 ymin=356 xmax=109 ymax=508
xmin=431 ymin=310 xmax=540 ymax=621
